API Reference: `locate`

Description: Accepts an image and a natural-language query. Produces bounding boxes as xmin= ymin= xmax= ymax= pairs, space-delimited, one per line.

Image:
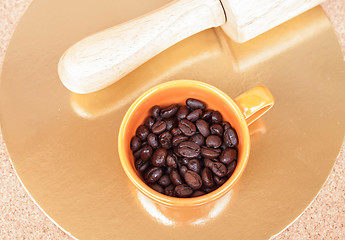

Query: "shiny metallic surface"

xmin=0 ymin=1 xmax=344 ymax=239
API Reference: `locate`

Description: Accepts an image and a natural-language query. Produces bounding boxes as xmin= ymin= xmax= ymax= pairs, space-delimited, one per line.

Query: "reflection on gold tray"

xmin=0 ymin=0 xmax=344 ymax=239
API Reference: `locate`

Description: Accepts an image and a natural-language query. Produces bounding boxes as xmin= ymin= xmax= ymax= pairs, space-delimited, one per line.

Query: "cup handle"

xmin=235 ymin=85 xmax=274 ymax=126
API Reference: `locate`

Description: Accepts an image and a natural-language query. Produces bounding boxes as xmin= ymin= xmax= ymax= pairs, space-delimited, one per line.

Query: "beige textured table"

xmin=0 ymin=0 xmax=344 ymax=239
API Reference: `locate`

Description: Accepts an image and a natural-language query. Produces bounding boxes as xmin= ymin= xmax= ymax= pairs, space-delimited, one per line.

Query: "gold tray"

xmin=1 ymin=1 xmax=344 ymax=239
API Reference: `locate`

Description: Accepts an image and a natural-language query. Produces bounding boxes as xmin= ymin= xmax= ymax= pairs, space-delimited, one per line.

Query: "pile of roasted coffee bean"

xmin=130 ymin=98 xmax=238 ymax=198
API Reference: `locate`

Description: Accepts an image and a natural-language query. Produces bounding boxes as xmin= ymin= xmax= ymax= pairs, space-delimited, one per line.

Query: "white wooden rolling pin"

xmin=58 ymin=0 xmax=324 ymax=94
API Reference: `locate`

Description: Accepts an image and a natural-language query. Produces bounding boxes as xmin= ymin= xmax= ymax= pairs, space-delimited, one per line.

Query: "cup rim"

xmin=118 ymin=80 xmax=250 ymax=206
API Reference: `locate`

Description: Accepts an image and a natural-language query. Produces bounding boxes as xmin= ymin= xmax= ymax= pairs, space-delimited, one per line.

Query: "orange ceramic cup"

xmin=118 ymin=80 xmax=274 ymax=207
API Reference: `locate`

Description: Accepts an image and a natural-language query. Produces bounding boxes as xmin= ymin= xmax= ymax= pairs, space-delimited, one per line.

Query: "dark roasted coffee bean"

xmin=165 ymin=118 xmax=177 ymax=131
xmin=184 ymin=170 xmax=202 ymax=189
xmin=164 ymin=185 xmax=175 ymax=196
xmin=173 ymin=147 xmax=181 ymax=157
xmin=175 ymin=184 xmax=193 ymax=197
xmin=196 ymin=119 xmax=210 ymax=137
xmin=220 ymin=148 xmax=237 ymax=165
xmin=158 ymin=175 xmax=171 ymax=187
xmin=227 ymin=161 xmax=237 ymax=177
xmin=182 ymin=158 xmax=190 ymax=165
xmin=135 ymin=159 xmax=150 ymax=172
xmin=165 ymin=166 xmax=173 ymax=174
xmin=178 ymin=141 xmax=200 ymax=158
xmin=191 ymin=190 xmax=205 ymax=197
xmin=206 ymin=135 xmax=222 ymax=148
xmin=211 ymin=162 xmax=227 ymax=177
xmin=203 ymin=185 xmax=218 ymax=193
xmin=147 ymin=133 xmax=159 ymax=149
xmin=202 ymin=168 xmax=215 ymax=187
xmin=189 ymin=134 xmax=205 ymax=146
xmin=171 ymin=128 xmax=182 ymax=136
xmin=144 ymin=117 xmax=155 ymax=129
xmin=151 ymin=121 xmax=167 ymax=134
xmin=176 ymin=105 xmax=189 ymax=120
xmin=172 ymin=135 xmax=189 ymax=147
xmin=149 ymin=183 xmax=164 ymax=194
xmin=204 ymin=158 xmax=216 ymax=168
xmin=201 ymin=147 xmax=220 ymax=158
xmin=170 ymin=169 xmax=183 ymax=185
xmin=136 ymin=125 xmax=150 ymax=141
xmin=179 ymin=165 xmax=188 ymax=177
xmin=210 ymin=124 xmax=223 ymax=136
xmin=214 ymin=175 xmax=228 ymax=185
xmin=133 ymin=148 xmax=142 ymax=159
xmin=151 ymin=148 xmax=167 ymax=166
xmin=211 ymin=111 xmax=223 ymax=124
xmin=140 ymin=145 xmax=153 ymax=161
xmin=187 ymin=159 xmax=201 ymax=173
xmin=160 ymin=104 xmax=179 ymax=118
xmin=145 ymin=166 xmax=163 ymax=183
xmin=186 ymin=98 xmax=206 ymax=110
xmin=166 ymin=154 xmax=178 ymax=168
xmin=159 ymin=131 xmax=173 ymax=149
xmin=222 ymin=121 xmax=231 ymax=130
xmin=151 ymin=105 xmax=161 ymax=119
xmin=223 ymin=128 xmax=238 ymax=147
xmin=178 ymin=119 xmax=196 ymax=136
xmin=130 ymin=136 xmax=141 ymax=152
xmin=186 ymin=109 xmax=203 ymax=122
xmin=202 ymin=109 xmax=213 ymax=121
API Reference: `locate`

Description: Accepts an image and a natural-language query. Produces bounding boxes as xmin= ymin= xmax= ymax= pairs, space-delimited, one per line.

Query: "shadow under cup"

xmin=118 ymin=80 xmax=250 ymax=207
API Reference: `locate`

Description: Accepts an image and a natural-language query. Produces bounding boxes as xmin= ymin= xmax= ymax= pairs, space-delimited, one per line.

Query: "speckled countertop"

xmin=0 ymin=0 xmax=344 ymax=239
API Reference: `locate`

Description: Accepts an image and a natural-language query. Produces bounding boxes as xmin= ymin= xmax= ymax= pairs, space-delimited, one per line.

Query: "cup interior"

xmin=118 ymin=80 xmax=250 ymax=206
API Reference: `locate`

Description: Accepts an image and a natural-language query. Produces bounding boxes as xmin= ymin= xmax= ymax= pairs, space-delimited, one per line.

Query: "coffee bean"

xmin=135 ymin=159 xmax=150 ymax=172
xmin=170 ymin=169 xmax=183 ymax=185
xmin=149 ymin=183 xmax=164 ymax=194
xmin=203 ymin=185 xmax=218 ymax=193
xmin=206 ymin=135 xmax=222 ymax=148
xmin=133 ymin=148 xmax=142 ymax=159
xmin=211 ymin=162 xmax=227 ymax=177
xmin=160 ymin=104 xmax=179 ymax=118
xmin=220 ymin=148 xmax=237 ymax=164
xmin=147 ymin=133 xmax=159 ymax=149
xmin=175 ymin=184 xmax=193 ymax=197
xmin=144 ymin=117 xmax=155 ymax=130
xmin=201 ymin=147 xmax=220 ymax=158
xmin=227 ymin=161 xmax=237 ymax=177
xmin=178 ymin=119 xmax=196 ymax=136
xmin=211 ymin=111 xmax=223 ymax=124
xmin=173 ymin=147 xmax=181 ymax=157
xmin=145 ymin=166 xmax=163 ymax=183
xmin=187 ymin=159 xmax=201 ymax=173
xmin=203 ymin=158 xmax=215 ymax=168
xmin=130 ymin=136 xmax=141 ymax=152
xmin=189 ymin=134 xmax=205 ymax=146
xmin=178 ymin=141 xmax=200 ymax=158
xmin=222 ymin=121 xmax=231 ymax=130
xmin=152 ymin=121 xmax=167 ymax=134
xmin=214 ymin=175 xmax=228 ymax=185
xmin=186 ymin=98 xmax=206 ymax=110
xmin=136 ymin=125 xmax=150 ymax=141
xmin=196 ymin=119 xmax=210 ymax=137
xmin=164 ymin=185 xmax=175 ymax=196
xmin=176 ymin=105 xmax=189 ymax=120
xmin=210 ymin=124 xmax=223 ymax=136
xmin=172 ymin=135 xmax=189 ymax=147
xmin=186 ymin=109 xmax=203 ymax=122
xmin=166 ymin=154 xmax=178 ymax=168
xmin=182 ymin=158 xmax=190 ymax=165
xmin=191 ymin=190 xmax=205 ymax=197
xmin=202 ymin=110 xmax=213 ymax=121
xmin=171 ymin=128 xmax=182 ymax=136
xmin=158 ymin=175 xmax=171 ymax=187
xmin=165 ymin=166 xmax=173 ymax=174
xmin=179 ymin=165 xmax=188 ymax=176
xmin=223 ymin=128 xmax=238 ymax=147
xmin=159 ymin=131 xmax=173 ymax=149
xmin=140 ymin=145 xmax=153 ymax=161
xmin=151 ymin=105 xmax=161 ymax=119
xmin=184 ymin=170 xmax=202 ymax=189
xmin=202 ymin=168 xmax=215 ymax=187
xmin=151 ymin=148 xmax=167 ymax=166
xmin=165 ymin=118 xmax=177 ymax=131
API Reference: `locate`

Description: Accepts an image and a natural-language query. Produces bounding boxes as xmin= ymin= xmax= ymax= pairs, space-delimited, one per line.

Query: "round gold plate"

xmin=1 ymin=1 xmax=344 ymax=239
